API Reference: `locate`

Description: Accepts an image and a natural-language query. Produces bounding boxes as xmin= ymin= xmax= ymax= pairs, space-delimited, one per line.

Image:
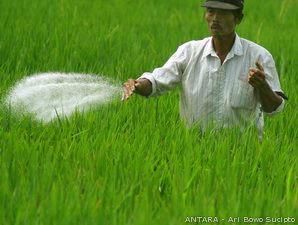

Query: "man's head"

xmin=202 ymin=0 xmax=244 ymax=37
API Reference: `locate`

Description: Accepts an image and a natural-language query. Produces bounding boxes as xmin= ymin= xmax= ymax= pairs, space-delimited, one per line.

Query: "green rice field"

xmin=0 ymin=0 xmax=297 ymax=224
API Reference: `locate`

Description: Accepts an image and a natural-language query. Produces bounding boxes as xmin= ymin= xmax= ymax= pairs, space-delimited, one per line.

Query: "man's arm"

xmin=121 ymin=42 xmax=190 ymax=101
xmin=248 ymin=61 xmax=284 ymax=113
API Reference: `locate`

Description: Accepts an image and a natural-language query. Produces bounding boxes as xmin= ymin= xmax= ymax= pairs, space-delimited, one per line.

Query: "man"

xmin=122 ymin=0 xmax=287 ymax=138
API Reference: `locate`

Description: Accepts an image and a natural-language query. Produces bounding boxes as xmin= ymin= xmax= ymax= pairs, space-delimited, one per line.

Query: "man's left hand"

xmin=248 ymin=61 xmax=283 ymax=113
xmin=248 ymin=61 xmax=267 ymax=89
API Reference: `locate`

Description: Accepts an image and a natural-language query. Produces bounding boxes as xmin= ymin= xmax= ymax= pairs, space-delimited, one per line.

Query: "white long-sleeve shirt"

xmin=140 ymin=34 xmax=284 ymax=136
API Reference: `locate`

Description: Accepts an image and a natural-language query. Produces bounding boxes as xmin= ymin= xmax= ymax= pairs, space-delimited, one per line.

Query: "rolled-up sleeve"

xmin=139 ymin=43 xmax=190 ymax=96
xmin=265 ymin=98 xmax=285 ymax=116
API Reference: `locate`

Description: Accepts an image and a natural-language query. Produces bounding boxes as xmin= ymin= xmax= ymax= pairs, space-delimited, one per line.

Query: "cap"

xmin=202 ymin=0 xmax=244 ymax=10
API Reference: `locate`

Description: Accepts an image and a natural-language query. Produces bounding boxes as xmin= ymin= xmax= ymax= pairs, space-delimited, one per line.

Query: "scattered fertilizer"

xmin=4 ymin=72 xmax=122 ymax=123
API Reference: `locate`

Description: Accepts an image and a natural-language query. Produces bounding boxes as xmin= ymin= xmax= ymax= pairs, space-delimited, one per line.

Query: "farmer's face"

xmin=205 ymin=8 xmax=241 ymax=37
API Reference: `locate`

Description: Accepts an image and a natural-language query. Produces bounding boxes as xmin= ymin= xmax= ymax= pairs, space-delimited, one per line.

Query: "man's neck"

xmin=212 ymin=32 xmax=236 ymax=63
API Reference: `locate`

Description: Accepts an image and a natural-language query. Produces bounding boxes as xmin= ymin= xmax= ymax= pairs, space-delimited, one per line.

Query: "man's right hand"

xmin=122 ymin=78 xmax=153 ymax=101
xmin=122 ymin=79 xmax=136 ymax=101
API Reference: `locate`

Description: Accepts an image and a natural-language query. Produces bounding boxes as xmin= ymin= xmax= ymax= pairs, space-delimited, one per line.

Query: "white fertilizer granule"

xmin=4 ymin=72 xmax=122 ymax=123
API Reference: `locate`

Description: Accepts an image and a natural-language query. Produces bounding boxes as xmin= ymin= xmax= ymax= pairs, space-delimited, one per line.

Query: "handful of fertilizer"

xmin=4 ymin=72 xmax=121 ymax=123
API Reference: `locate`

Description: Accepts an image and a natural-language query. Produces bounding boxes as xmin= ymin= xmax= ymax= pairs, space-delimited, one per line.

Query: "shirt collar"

xmin=202 ymin=34 xmax=244 ymax=58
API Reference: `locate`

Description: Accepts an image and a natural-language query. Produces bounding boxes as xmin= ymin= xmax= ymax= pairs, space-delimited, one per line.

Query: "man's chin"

xmin=211 ymin=32 xmax=235 ymax=39
xmin=211 ymin=32 xmax=223 ymax=38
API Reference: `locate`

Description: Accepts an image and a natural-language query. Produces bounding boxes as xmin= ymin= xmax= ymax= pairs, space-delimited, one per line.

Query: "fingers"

xmin=255 ymin=61 xmax=264 ymax=72
xmin=248 ymin=75 xmax=262 ymax=87
xmin=248 ymin=71 xmax=262 ymax=82
xmin=121 ymin=79 xmax=136 ymax=101
xmin=248 ymin=67 xmax=266 ymax=89
xmin=248 ymin=62 xmax=265 ymax=81
xmin=249 ymin=68 xmax=257 ymax=76
xmin=248 ymin=68 xmax=258 ymax=81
